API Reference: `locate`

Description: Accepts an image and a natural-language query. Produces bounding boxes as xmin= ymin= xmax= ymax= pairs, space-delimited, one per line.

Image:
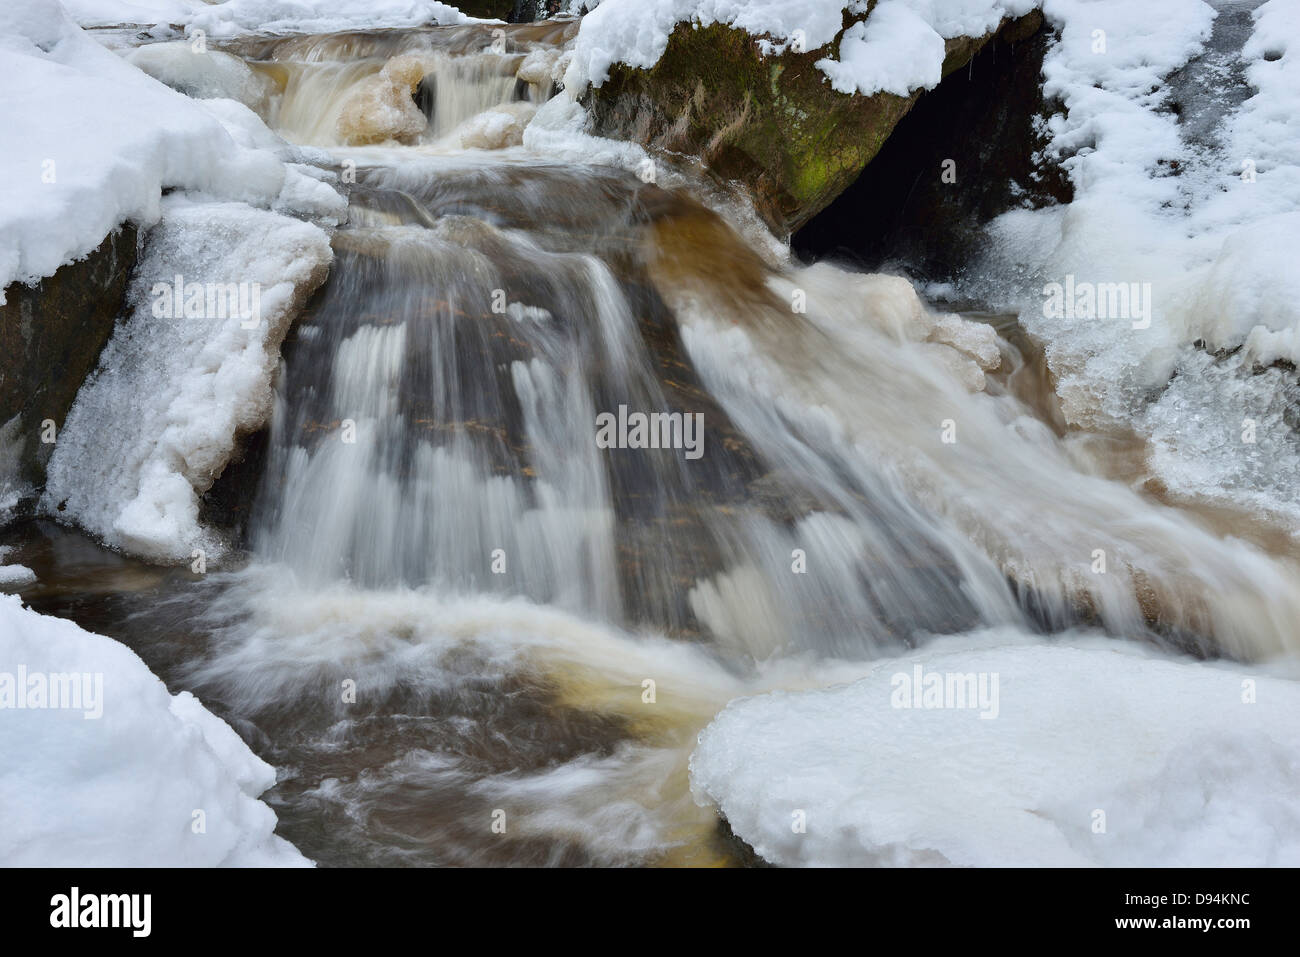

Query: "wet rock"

xmin=584 ymin=10 xmax=1046 ymax=238
xmin=0 ymin=227 xmax=137 ymax=514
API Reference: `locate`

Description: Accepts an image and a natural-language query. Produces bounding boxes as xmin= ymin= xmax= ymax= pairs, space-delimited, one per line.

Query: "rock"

xmin=452 ymin=1 xmax=531 ymax=21
xmin=794 ymin=19 xmax=1071 ymax=278
xmin=0 ymin=227 xmax=137 ymax=515
xmin=584 ymin=9 xmax=1046 ymax=238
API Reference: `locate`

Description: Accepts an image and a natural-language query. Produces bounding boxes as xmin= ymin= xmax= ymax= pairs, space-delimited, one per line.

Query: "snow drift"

xmin=0 ymin=594 xmax=309 ymax=866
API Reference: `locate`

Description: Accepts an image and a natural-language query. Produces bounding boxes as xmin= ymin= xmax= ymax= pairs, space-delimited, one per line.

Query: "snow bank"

xmin=0 ymin=0 xmax=305 ymax=298
xmin=41 ymin=198 xmax=332 ymax=562
xmin=63 ymin=0 xmax=475 ymax=33
xmin=566 ymin=0 xmax=1038 ymax=92
xmin=0 ymin=595 xmax=309 ymax=866
xmin=58 ymin=0 xmax=202 ymax=27
xmin=186 ymin=0 xmax=471 ymax=37
xmin=691 ymin=632 xmax=1300 ymax=866
xmin=975 ymin=0 xmax=1300 ymax=530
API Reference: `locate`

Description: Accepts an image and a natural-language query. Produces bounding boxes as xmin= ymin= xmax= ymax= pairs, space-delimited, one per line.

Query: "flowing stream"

xmin=11 ymin=19 xmax=1300 ymax=866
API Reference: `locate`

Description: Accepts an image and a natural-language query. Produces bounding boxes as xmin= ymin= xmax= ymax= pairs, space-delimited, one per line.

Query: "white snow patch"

xmin=567 ymin=0 xmax=1037 ymax=93
xmin=0 ymin=595 xmax=309 ymax=866
xmin=691 ymin=631 xmax=1300 ymax=866
xmin=0 ymin=0 xmax=313 ymax=298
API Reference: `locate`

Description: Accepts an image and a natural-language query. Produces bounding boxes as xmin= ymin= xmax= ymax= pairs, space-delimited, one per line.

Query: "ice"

xmin=523 ymin=92 xmax=653 ymax=171
xmin=0 ymin=594 xmax=309 ymax=866
xmin=691 ymin=630 xmax=1300 ymax=866
xmin=970 ymin=0 xmax=1300 ymax=532
xmin=336 ymin=54 xmax=430 ymax=146
xmin=127 ymin=40 xmax=276 ymax=113
xmin=40 ymin=198 xmax=332 ymax=562
xmin=445 ymin=101 xmax=537 ymax=149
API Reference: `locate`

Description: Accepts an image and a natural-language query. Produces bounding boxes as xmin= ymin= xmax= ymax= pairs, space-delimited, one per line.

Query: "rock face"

xmin=794 ymin=18 xmax=1071 ymax=277
xmin=454 ymin=1 xmax=532 ymax=20
xmin=584 ymin=10 xmax=1046 ymax=238
xmin=0 ymin=227 xmax=137 ymax=506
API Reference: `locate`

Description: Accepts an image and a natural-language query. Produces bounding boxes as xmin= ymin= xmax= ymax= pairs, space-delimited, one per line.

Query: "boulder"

xmin=584 ymin=9 xmax=1046 ymax=238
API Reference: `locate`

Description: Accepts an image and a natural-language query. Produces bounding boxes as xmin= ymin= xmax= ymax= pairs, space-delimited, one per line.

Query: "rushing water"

xmin=13 ymin=19 xmax=1300 ymax=865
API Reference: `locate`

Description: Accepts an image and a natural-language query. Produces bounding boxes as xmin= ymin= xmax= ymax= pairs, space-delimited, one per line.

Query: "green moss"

xmin=585 ymin=11 xmax=1043 ymax=236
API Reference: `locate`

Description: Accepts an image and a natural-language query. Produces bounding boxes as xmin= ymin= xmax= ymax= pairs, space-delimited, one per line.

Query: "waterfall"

xmin=40 ymin=19 xmax=1298 ymax=867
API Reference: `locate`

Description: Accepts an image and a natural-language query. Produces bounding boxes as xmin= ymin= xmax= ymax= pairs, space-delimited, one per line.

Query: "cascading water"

xmin=21 ymin=18 xmax=1300 ymax=866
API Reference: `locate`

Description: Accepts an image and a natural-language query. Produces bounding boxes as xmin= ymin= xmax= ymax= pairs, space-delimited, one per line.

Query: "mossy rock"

xmin=584 ymin=9 xmax=1045 ymax=237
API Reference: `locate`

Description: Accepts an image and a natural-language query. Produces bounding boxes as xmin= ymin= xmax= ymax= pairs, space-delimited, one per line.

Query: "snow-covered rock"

xmin=0 ymin=594 xmax=309 ymax=866
xmin=0 ymin=0 xmax=295 ymax=297
xmin=691 ymin=632 xmax=1300 ymax=866
xmin=0 ymin=547 xmax=36 ymax=591
xmin=976 ymin=0 xmax=1300 ymax=533
xmin=40 ymin=199 xmax=333 ymax=562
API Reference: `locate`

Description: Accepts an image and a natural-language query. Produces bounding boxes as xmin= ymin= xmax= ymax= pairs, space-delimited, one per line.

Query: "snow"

xmin=188 ymin=0 xmax=474 ymax=38
xmin=0 ymin=0 xmax=317 ymax=299
xmin=0 ymin=547 xmax=36 ymax=590
xmin=0 ymin=2 xmax=343 ymax=556
xmin=817 ymin=5 xmax=949 ymax=96
xmin=819 ymin=0 xmax=1038 ymax=95
xmin=973 ymin=0 xmax=1300 ymax=531
xmin=62 ymin=0 xmax=476 ymax=33
xmin=566 ymin=0 xmax=1038 ymax=93
xmin=0 ymin=594 xmax=309 ymax=866
xmin=58 ymin=0 xmax=203 ymax=27
xmin=40 ymin=198 xmax=333 ymax=562
xmin=691 ymin=631 xmax=1300 ymax=866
